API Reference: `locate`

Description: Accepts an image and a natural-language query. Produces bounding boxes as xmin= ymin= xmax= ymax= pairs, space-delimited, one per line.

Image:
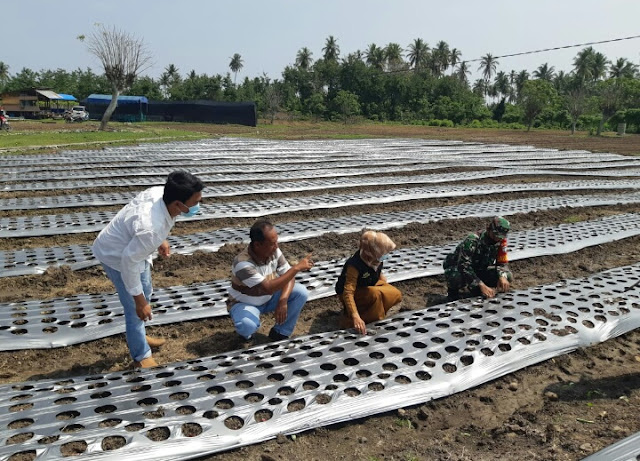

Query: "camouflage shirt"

xmin=443 ymin=231 xmax=510 ymax=290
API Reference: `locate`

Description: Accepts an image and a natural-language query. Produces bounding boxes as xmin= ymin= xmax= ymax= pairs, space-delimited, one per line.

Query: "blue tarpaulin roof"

xmin=56 ymin=93 xmax=77 ymax=101
xmin=86 ymin=94 xmax=149 ymax=104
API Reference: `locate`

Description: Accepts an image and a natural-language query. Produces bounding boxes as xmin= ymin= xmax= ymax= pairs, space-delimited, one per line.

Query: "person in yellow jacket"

xmin=335 ymin=231 xmax=402 ymax=334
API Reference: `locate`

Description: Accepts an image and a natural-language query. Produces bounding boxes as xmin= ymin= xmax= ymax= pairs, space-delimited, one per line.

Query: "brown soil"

xmin=2 ymin=127 xmax=640 ymax=461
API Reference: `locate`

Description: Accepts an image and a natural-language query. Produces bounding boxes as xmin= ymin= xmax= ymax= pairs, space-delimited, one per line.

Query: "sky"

xmin=3 ymin=0 xmax=640 ymax=84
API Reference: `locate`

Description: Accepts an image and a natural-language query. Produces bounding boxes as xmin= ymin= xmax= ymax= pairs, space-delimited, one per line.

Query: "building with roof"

xmin=0 ymin=88 xmax=78 ymax=118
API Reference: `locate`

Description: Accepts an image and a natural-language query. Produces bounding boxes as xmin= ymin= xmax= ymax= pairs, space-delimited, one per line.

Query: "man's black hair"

xmin=163 ymin=170 xmax=204 ymax=205
xmin=249 ymin=219 xmax=274 ymax=243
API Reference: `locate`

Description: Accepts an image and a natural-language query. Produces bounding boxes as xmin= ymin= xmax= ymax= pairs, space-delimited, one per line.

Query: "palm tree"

xmin=479 ymin=53 xmax=499 ymax=83
xmin=159 ymin=72 xmax=171 ymax=99
xmin=365 ymin=44 xmax=385 ymax=70
xmin=514 ymin=70 xmax=530 ymax=101
xmin=406 ymin=38 xmax=429 ymax=72
xmin=295 ymin=47 xmax=313 ymax=70
xmin=609 ymin=57 xmax=639 ymax=79
xmin=384 ymin=43 xmax=404 ymax=71
xmin=455 ymin=61 xmax=471 ymax=85
xmin=433 ymin=40 xmax=450 ymax=76
xmin=494 ymin=71 xmax=510 ymax=100
xmin=188 ymin=69 xmax=197 ymax=80
xmin=573 ymin=47 xmax=595 ymax=83
xmin=229 ymin=53 xmax=244 ymax=83
xmin=0 ymin=61 xmax=9 ymax=87
xmin=553 ymin=70 xmax=568 ymax=92
xmin=533 ymin=63 xmax=555 ymax=81
xmin=472 ymin=78 xmax=487 ymax=97
xmin=322 ymin=35 xmax=340 ymax=61
xmin=590 ymin=52 xmax=609 ymax=81
xmin=449 ymin=48 xmax=461 ymax=74
xmin=165 ymin=64 xmax=180 ymax=82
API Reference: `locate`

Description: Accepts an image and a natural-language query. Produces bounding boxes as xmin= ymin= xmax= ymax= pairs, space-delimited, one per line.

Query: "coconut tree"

xmin=455 ymin=61 xmax=471 ymax=85
xmin=573 ymin=47 xmax=595 ymax=83
xmin=479 ymin=53 xmax=499 ymax=83
xmin=406 ymin=38 xmax=429 ymax=72
xmin=494 ymin=71 xmax=510 ymax=100
xmin=590 ymin=52 xmax=609 ymax=81
xmin=472 ymin=78 xmax=487 ymax=97
xmin=553 ymin=70 xmax=570 ymax=93
xmin=0 ymin=61 xmax=9 ymax=88
xmin=514 ymin=69 xmax=530 ymax=101
xmin=229 ymin=53 xmax=243 ymax=83
xmin=609 ymin=58 xmax=639 ymax=79
xmin=507 ymin=70 xmax=518 ymax=103
xmin=449 ymin=48 xmax=461 ymax=74
xmin=365 ymin=44 xmax=385 ymax=70
xmin=384 ymin=42 xmax=404 ymax=71
xmin=295 ymin=47 xmax=313 ymax=70
xmin=433 ymin=40 xmax=450 ymax=76
xmin=159 ymin=72 xmax=171 ymax=99
xmin=165 ymin=64 xmax=180 ymax=82
xmin=533 ymin=63 xmax=555 ymax=81
xmin=322 ymin=35 xmax=340 ymax=62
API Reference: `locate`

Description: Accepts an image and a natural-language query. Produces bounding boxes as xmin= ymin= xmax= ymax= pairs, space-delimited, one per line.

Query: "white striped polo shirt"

xmin=227 ymin=245 xmax=291 ymax=308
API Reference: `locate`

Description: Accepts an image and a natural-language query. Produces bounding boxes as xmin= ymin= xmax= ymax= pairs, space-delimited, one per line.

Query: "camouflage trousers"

xmin=444 ymin=264 xmax=513 ymax=295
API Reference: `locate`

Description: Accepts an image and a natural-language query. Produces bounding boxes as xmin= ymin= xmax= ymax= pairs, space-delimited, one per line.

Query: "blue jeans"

xmin=229 ymin=283 xmax=308 ymax=339
xmin=102 ymin=262 xmax=153 ymax=362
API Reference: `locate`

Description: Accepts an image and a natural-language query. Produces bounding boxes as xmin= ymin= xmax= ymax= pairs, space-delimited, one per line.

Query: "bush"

xmin=577 ymin=114 xmax=600 ymax=133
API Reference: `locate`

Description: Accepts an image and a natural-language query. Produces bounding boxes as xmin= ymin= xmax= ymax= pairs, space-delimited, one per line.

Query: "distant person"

xmin=335 ymin=230 xmax=402 ymax=334
xmin=93 ymin=170 xmax=204 ymax=368
xmin=227 ymin=220 xmax=313 ymax=342
xmin=443 ymin=216 xmax=512 ymax=300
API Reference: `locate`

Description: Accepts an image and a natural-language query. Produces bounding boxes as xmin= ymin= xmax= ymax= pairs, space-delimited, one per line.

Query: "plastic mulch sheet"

xmin=1 ymin=213 xmax=639 ymax=351
xmin=1 ymin=263 xmax=639 ymax=461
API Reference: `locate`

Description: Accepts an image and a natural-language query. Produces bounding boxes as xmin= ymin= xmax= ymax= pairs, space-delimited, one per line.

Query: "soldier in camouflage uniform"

xmin=443 ymin=216 xmax=513 ymax=300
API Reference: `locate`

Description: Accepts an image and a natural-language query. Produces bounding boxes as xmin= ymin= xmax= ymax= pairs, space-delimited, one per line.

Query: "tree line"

xmin=1 ymin=36 xmax=639 ymax=133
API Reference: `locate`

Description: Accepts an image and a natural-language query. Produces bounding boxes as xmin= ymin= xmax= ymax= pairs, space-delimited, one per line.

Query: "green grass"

xmin=0 ymin=123 xmax=211 ymax=154
xmin=563 ymin=215 xmax=586 ymax=224
xmin=2 ymin=118 xmax=638 ymax=156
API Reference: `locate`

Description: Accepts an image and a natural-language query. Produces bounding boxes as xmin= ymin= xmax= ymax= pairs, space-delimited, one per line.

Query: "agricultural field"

xmin=1 ymin=126 xmax=640 ymax=461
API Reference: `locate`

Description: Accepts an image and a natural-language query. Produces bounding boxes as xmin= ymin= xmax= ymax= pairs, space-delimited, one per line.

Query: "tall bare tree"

xmin=84 ymin=25 xmax=152 ymax=130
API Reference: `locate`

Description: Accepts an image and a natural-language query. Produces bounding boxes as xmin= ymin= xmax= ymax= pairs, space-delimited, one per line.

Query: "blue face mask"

xmin=379 ymin=253 xmax=390 ymax=262
xmin=181 ymin=202 xmax=200 ymax=218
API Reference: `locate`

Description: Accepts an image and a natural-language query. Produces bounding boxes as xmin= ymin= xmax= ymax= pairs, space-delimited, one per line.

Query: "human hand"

xmin=158 ymin=240 xmax=170 ymax=258
xmin=274 ymin=300 xmax=288 ymax=324
xmin=136 ymin=303 xmax=153 ymax=321
xmin=479 ymin=282 xmax=496 ymax=298
xmin=353 ymin=316 xmax=367 ymax=335
xmin=296 ymin=253 xmax=314 ymax=271
xmin=497 ymin=276 xmax=510 ymax=293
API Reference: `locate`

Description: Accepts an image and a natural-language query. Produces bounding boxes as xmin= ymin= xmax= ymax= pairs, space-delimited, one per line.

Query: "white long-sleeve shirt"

xmin=92 ymin=186 xmax=175 ymax=296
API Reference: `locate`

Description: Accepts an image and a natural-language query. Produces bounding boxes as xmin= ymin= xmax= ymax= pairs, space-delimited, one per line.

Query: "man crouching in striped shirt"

xmin=227 ymin=219 xmax=314 ymax=342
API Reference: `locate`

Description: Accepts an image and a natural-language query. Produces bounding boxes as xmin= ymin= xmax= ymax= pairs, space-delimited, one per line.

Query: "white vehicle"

xmin=71 ymin=106 xmax=90 ymax=121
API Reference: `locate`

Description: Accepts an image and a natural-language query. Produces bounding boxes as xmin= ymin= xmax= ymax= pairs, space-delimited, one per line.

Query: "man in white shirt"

xmin=93 ymin=171 xmax=204 ymax=368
